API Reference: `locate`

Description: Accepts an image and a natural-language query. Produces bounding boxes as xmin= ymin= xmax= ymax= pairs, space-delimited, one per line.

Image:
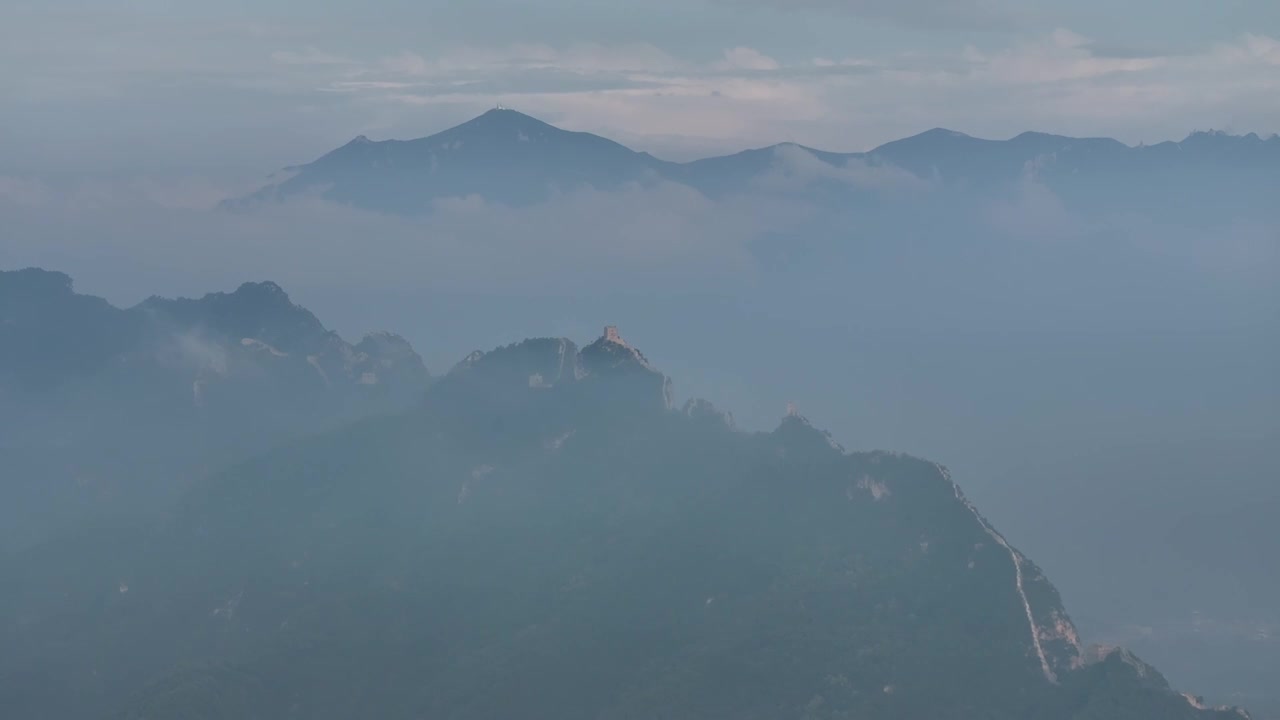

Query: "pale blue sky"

xmin=2 ymin=0 xmax=1278 ymax=180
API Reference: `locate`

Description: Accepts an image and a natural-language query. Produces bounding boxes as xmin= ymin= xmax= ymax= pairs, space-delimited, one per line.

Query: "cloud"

xmin=986 ymin=179 xmax=1083 ymax=242
xmin=0 ymin=177 xmax=51 ymax=207
xmin=370 ymin=67 xmax=667 ymax=100
xmin=716 ymin=47 xmax=780 ymax=71
xmin=4 ymin=15 xmax=1279 ymax=181
xmin=716 ymin=0 xmax=1030 ymax=31
xmin=3 ymin=157 xmax=1274 ymax=370
xmin=0 ymin=176 xmax=254 ymax=212
xmin=271 ymin=47 xmax=352 ymax=66
xmin=758 ymin=144 xmax=930 ymax=191
xmin=0 ymin=178 xmax=778 ymax=298
xmin=1222 ymin=33 xmax=1280 ymax=65
xmin=958 ymin=28 xmax=1168 ymax=85
xmin=372 ymin=43 xmax=682 ymax=79
xmin=170 ymin=331 xmax=229 ymax=376
xmin=431 ymin=194 xmax=486 ymax=213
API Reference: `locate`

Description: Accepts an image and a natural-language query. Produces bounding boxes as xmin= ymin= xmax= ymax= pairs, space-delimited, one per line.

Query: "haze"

xmin=1 ymin=1 xmax=1277 ymax=718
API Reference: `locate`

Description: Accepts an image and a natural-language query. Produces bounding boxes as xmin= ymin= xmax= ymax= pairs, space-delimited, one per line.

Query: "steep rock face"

xmin=944 ymin=465 xmax=1083 ymax=681
xmin=0 ymin=330 xmax=1245 ymax=720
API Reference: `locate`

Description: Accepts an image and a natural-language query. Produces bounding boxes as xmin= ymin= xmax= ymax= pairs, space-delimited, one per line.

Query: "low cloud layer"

xmin=3 ymin=158 xmax=1274 ymax=340
xmin=759 ymin=144 xmax=930 ymax=191
xmin=0 ymin=177 xmax=777 ymax=301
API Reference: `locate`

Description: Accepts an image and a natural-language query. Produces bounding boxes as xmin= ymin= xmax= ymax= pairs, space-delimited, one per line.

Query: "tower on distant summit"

xmin=786 ymin=402 xmax=798 ymax=417
xmin=603 ymin=325 xmax=625 ymax=346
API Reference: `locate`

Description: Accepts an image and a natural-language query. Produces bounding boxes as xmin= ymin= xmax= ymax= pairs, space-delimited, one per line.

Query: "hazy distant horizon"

xmin=4 ymin=0 xmax=1279 ymax=179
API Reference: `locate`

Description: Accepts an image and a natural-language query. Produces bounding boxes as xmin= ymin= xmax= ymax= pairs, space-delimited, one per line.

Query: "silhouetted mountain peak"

xmin=578 ymin=327 xmax=673 ymax=411
xmin=231 ymin=279 xmax=289 ymax=301
xmin=0 ymin=268 xmax=139 ymax=391
xmin=449 ymin=337 xmax=580 ymax=390
xmin=924 ymin=127 xmax=973 ymax=139
xmin=578 ymin=327 xmax=670 ymax=410
xmin=418 ymin=108 xmax=647 ymax=164
xmin=230 ymin=111 xmax=1280 ymax=215
xmin=872 ymin=127 xmax=979 ymax=152
xmin=139 ymin=280 xmax=328 ymax=353
xmin=771 ymin=406 xmax=846 ymax=456
xmin=1 ymin=268 xmax=432 ymax=452
xmin=1013 ymin=130 xmax=1059 ymax=141
xmin=682 ymin=397 xmax=735 ymax=429
xmin=444 ymin=328 xmax=673 ymax=411
xmin=0 ymin=267 xmax=75 ymax=298
xmin=352 ymin=331 xmax=432 ymax=387
xmin=457 ymin=107 xmax=555 ymax=132
xmin=355 ymin=330 xmax=416 ymax=358
xmin=1184 ymin=129 xmax=1235 ymax=141
xmin=1179 ymin=129 xmax=1280 ymax=147
xmin=580 ymin=325 xmax=655 ymax=370
xmin=229 ymin=108 xmax=666 ymax=212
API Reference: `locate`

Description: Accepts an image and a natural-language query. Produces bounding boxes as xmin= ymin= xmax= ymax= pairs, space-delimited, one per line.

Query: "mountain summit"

xmin=233 ymin=108 xmax=668 ymax=212
xmin=0 ymin=269 xmax=432 ymax=548
xmin=0 ymin=324 xmax=1249 ymax=719
xmin=226 ymin=109 xmax=1280 ymax=215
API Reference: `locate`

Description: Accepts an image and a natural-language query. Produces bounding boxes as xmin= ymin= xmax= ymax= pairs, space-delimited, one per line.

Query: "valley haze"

xmin=1 ymin=2 xmax=1278 ymax=716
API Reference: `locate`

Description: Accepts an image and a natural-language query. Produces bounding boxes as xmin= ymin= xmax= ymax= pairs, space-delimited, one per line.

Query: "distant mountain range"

xmin=228 ymin=108 xmax=1280 ymax=215
xmin=0 ymin=317 xmax=1250 ymax=719
xmin=0 ymin=268 xmax=431 ymax=548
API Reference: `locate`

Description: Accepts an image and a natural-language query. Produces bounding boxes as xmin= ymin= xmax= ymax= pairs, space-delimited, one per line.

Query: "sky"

xmin=3 ymin=0 xmax=1279 ymax=182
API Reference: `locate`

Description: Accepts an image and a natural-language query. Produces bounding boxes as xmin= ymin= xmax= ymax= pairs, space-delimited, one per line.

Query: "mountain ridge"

xmin=1 ymin=268 xmax=430 ymax=399
xmin=0 ymin=279 xmax=1255 ymax=718
xmin=313 ymin=111 xmax=1280 ymax=164
xmin=0 ymin=267 xmax=433 ymax=549
xmin=225 ymin=108 xmax=1280 ymax=213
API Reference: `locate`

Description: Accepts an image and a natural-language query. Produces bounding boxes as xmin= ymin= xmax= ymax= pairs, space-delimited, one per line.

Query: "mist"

xmin=3 ymin=5 xmax=1279 ymax=712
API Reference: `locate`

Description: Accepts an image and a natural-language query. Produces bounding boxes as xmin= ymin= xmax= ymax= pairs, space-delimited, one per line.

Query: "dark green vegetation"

xmin=0 ymin=328 xmax=1247 ymax=719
